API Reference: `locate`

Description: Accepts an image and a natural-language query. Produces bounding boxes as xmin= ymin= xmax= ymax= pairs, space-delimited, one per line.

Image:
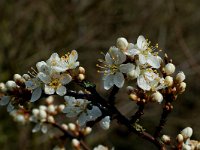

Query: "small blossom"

xmin=176 ymin=71 xmax=186 ymax=83
xmin=151 ymin=91 xmax=163 ymax=103
xmin=99 ymin=116 xmax=111 ymax=130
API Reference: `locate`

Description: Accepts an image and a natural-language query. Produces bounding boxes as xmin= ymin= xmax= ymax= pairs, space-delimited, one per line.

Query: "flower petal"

xmin=56 ymin=86 xmax=66 ymax=96
xmin=30 ymin=87 xmax=42 ymax=102
xmin=147 ymin=54 xmax=161 ymax=69
xmin=105 ymin=53 xmax=113 ymax=65
xmin=37 ymin=72 xmax=51 ymax=84
xmin=44 ymin=85 xmax=55 ymax=95
xmin=139 ymin=54 xmax=147 ymax=64
xmin=0 ymin=96 xmax=10 ymax=106
xmin=7 ymin=102 xmax=15 ymax=112
xmin=32 ymin=124 xmax=41 ymax=133
xmin=109 ymin=47 xmax=126 ymax=64
xmin=119 ymin=63 xmax=135 ymax=73
xmin=103 ymin=74 xmax=114 ymax=90
xmin=60 ymin=74 xmax=72 ymax=85
xmin=137 ymin=35 xmax=147 ymax=50
xmin=41 ymin=125 xmax=48 ymax=134
xmin=137 ymin=75 xmax=151 ymax=91
xmin=114 ymin=72 xmax=124 ymax=88
xmin=126 ymin=49 xmax=140 ymax=56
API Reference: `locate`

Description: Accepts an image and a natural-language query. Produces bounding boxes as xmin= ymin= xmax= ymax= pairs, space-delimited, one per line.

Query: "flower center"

xmin=49 ymin=78 xmax=61 ymax=88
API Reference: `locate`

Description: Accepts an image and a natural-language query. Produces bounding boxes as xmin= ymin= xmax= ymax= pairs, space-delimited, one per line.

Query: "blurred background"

xmin=0 ymin=0 xmax=200 ymax=149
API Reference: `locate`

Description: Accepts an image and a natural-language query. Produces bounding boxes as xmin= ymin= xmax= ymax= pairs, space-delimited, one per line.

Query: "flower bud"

xmin=151 ymin=91 xmax=163 ymax=103
xmin=126 ymin=86 xmax=134 ymax=94
xmin=32 ymin=108 xmax=40 ymax=117
xmin=0 ymin=82 xmax=7 ymax=93
xmin=22 ymin=74 xmax=31 ymax=80
xmin=84 ymin=127 xmax=92 ymax=135
xmin=47 ymin=105 xmax=55 ymax=114
xmin=15 ymin=115 xmax=26 ymax=124
xmin=176 ymin=72 xmax=186 ymax=83
xmin=182 ymin=143 xmax=191 ymax=150
xmin=177 ymin=134 xmax=184 ymax=143
xmin=127 ymin=70 xmax=138 ymax=79
xmin=165 ymin=76 xmax=173 ymax=86
xmin=72 ymin=139 xmax=80 ymax=147
xmin=6 ymin=80 xmax=17 ymax=90
xmin=39 ymin=105 xmax=47 ymax=111
xmin=46 ymin=96 xmax=54 ymax=104
xmin=78 ymin=74 xmax=85 ymax=81
xmin=161 ymin=135 xmax=171 ymax=144
xmin=78 ymin=67 xmax=85 ymax=74
xmin=68 ymin=123 xmax=76 ymax=131
xmin=116 ymin=37 xmax=128 ymax=51
xmin=47 ymin=116 xmax=55 ymax=123
xmin=164 ymin=63 xmax=175 ymax=75
xmin=13 ymin=74 xmax=22 ymax=81
xmin=129 ymin=93 xmax=138 ymax=101
xmin=61 ymin=124 xmax=68 ymax=130
xmin=181 ymin=127 xmax=193 ymax=139
xmin=58 ymin=104 xmax=65 ymax=112
xmin=39 ymin=110 xmax=47 ymax=120
xmin=179 ymin=82 xmax=186 ymax=92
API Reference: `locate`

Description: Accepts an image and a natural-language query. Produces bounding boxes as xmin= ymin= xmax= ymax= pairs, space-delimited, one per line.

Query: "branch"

xmin=130 ymin=102 xmax=145 ymax=123
xmin=108 ymin=85 xmax=119 ymax=104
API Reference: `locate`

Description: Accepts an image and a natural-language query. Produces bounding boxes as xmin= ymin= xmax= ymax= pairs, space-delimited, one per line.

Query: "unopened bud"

xmin=165 ymin=76 xmax=173 ymax=86
xmin=72 ymin=139 xmax=80 ymax=147
xmin=151 ymin=91 xmax=163 ymax=103
xmin=126 ymin=86 xmax=134 ymax=94
xmin=84 ymin=127 xmax=92 ymax=135
xmin=164 ymin=63 xmax=175 ymax=75
xmin=130 ymin=93 xmax=138 ymax=101
xmin=116 ymin=37 xmax=128 ymax=51
xmin=181 ymin=127 xmax=193 ymax=139
xmin=39 ymin=105 xmax=47 ymax=111
xmin=13 ymin=74 xmax=22 ymax=81
xmin=47 ymin=116 xmax=55 ymax=123
xmin=47 ymin=105 xmax=55 ymax=114
xmin=0 ymin=83 xmax=7 ymax=92
xmin=78 ymin=67 xmax=85 ymax=74
xmin=39 ymin=110 xmax=47 ymax=120
xmin=61 ymin=124 xmax=68 ymax=130
xmin=177 ymin=134 xmax=184 ymax=143
xmin=68 ymin=123 xmax=76 ymax=131
xmin=161 ymin=135 xmax=171 ymax=144
xmin=127 ymin=70 xmax=138 ymax=79
xmin=176 ymin=72 xmax=186 ymax=83
xmin=22 ymin=74 xmax=31 ymax=80
xmin=6 ymin=80 xmax=17 ymax=90
xmin=16 ymin=115 xmax=25 ymax=123
xmin=32 ymin=108 xmax=40 ymax=117
xmin=179 ymin=82 xmax=186 ymax=92
xmin=58 ymin=104 xmax=65 ymax=112
xmin=78 ymin=74 xmax=85 ymax=81
xmin=46 ymin=96 xmax=54 ymax=104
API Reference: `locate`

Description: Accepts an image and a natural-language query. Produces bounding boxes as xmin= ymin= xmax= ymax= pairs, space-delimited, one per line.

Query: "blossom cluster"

xmin=98 ymin=35 xmax=186 ymax=104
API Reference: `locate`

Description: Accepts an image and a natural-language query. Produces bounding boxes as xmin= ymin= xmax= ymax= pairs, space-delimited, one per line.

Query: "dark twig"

xmin=108 ymin=85 xmax=119 ymax=105
xmin=130 ymin=102 xmax=145 ymax=123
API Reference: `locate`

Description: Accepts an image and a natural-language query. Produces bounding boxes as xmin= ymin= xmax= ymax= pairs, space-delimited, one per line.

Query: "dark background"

xmin=0 ymin=0 xmax=200 ymax=149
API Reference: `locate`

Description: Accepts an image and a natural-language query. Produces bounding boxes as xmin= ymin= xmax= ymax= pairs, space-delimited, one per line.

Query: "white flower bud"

xmin=179 ymin=82 xmax=186 ymax=92
xmin=165 ymin=76 xmax=173 ymax=86
xmin=47 ymin=116 xmax=55 ymax=123
xmin=72 ymin=139 xmax=80 ymax=147
xmin=84 ymin=127 xmax=92 ymax=135
xmin=39 ymin=110 xmax=47 ymax=120
xmin=46 ymin=96 xmax=54 ymax=104
xmin=164 ymin=63 xmax=175 ymax=75
xmin=181 ymin=127 xmax=193 ymax=139
xmin=176 ymin=72 xmax=186 ymax=83
xmin=6 ymin=80 xmax=17 ymax=90
xmin=126 ymin=86 xmax=134 ymax=93
xmin=47 ymin=105 xmax=55 ymax=114
xmin=78 ymin=66 xmax=85 ymax=74
xmin=68 ymin=123 xmax=76 ymax=131
xmin=116 ymin=37 xmax=128 ymax=51
xmin=39 ymin=105 xmax=47 ymax=111
xmin=177 ymin=134 xmax=184 ymax=143
xmin=0 ymin=82 xmax=7 ymax=93
xmin=127 ymin=70 xmax=138 ymax=79
xmin=58 ymin=104 xmax=65 ymax=112
xmin=22 ymin=74 xmax=31 ymax=80
xmin=161 ymin=135 xmax=171 ymax=144
xmin=32 ymin=108 xmax=40 ymax=117
xmin=61 ymin=124 xmax=68 ymax=130
xmin=15 ymin=115 xmax=25 ymax=123
xmin=129 ymin=93 xmax=138 ymax=101
xmin=151 ymin=91 xmax=163 ymax=103
xmin=13 ymin=74 xmax=22 ymax=81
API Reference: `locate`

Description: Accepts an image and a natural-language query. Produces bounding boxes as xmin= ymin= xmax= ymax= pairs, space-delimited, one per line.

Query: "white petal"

xmin=69 ymin=50 xmax=78 ymax=63
xmin=64 ymin=96 xmax=76 ymax=103
xmin=100 ymin=116 xmax=111 ymax=130
xmin=126 ymin=49 xmax=140 ymax=56
xmin=137 ymin=35 xmax=147 ymax=50
xmin=44 ymin=85 xmax=55 ymax=95
xmin=103 ymin=74 xmax=114 ymax=90
xmin=41 ymin=125 xmax=48 ymax=134
xmin=36 ymin=61 xmax=49 ymax=73
xmin=7 ymin=102 xmax=14 ymax=112
xmin=139 ymin=54 xmax=147 ymax=64
xmin=32 ymin=124 xmax=41 ymax=133
xmin=77 ymin=113 xmax=88 ymax=127
xmin=147 ymin=54 xmax=161 ymax=68
xmin=109 ymin=47 xmax=126 ymax=64
xmin=114 ymin=72 xmax=124 ymax=88
xmin=31 ymin=87 xmax=42 ymax=102
xmin=137 ymin=75 xmax=151 ymax=91
xmin=60 ymin=74 xmax=72 ymax=85
xmin=105 ymin=53 xmax=113 ymax=65
xmin=37 ymin=72 xmax=51 ymax=84
xmin=119 ymin=63 xmax=135 ymax=73
xmin=47 ymin=53 xmax=60 ymax=64
xmin=0 ymin=96 xmax=10 ymax=106
xmin=87 ymin=106 xmax=102 ymax=121
xmin=56 ymin=86 xmax=66 ymax=96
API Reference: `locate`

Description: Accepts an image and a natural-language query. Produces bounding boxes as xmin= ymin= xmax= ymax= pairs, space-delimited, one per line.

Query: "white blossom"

xmin=100 ymin=116 xmax=111 ymax=130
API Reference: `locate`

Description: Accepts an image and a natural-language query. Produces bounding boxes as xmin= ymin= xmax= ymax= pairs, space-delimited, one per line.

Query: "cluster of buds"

xmin=175 ymin=127 xmax=200 ymax=150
